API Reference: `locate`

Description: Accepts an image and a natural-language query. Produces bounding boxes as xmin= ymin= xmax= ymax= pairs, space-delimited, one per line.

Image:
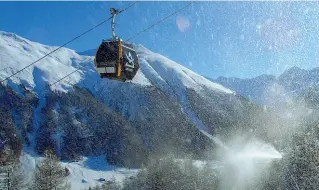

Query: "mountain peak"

xmin=0 ymin=30 xmax=30 ymax=45
xmin=280 ymin=66 xmax=306 ymax=78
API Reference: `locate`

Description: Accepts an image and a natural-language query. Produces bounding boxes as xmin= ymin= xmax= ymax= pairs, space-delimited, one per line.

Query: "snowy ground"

xmin=19 ymin=150 xmax=222 ymax=190
xmin=20 ymin=151 xmax=139 ymax=190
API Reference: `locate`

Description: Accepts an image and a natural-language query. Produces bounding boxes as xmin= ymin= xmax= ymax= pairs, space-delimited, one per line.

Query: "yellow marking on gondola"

xmin=117 ymin=40 xmax=122 ymax=77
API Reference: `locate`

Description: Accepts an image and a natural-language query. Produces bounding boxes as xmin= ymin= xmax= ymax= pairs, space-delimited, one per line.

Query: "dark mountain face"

xmin=0 ymin=83 xmax=32 ymax=160
xmin=186 ymin=87 xmax=272 ymax=143
xmin=35 ymin=87 xmax=149 ymax=167
xmin=94 ymin=83 xmax=216 ymax=160
xmin=0 ymin=83 xmax=213 ymax=167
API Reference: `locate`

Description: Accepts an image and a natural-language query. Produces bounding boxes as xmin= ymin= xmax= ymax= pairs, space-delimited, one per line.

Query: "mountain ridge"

xmin=214 ymin=66 xmax=319 ymax=105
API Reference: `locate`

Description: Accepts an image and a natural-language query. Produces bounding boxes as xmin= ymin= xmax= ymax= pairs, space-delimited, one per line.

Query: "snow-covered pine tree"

xmin=0 ymin=146 xmax=13 ymax=190
xmin=7 ymin=163 xmax=26 ymax=190
xmin=287 ymin=128 xmax=319 ymax=189
xmin=33 ymin=149 xmax=69 ymax=190
xmin=88 ymin=178 xmax=121 ymax=190
xmin=0 ymin=146 xmax=26 ymax=190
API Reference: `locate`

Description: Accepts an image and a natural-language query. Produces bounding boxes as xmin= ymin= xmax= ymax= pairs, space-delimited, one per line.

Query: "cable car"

xmin=94 ymin=8 xmax=139 ymax=81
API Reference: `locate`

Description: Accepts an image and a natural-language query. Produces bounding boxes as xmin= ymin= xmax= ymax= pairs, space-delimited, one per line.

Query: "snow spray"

xmin=200 ymin=129 xmax=283 ymax=190
xmin=199 ymin=130 xmax=229 ymax=150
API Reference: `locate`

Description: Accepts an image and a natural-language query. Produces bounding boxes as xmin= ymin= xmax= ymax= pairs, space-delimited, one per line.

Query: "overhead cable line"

xmin=126 ymin=2 xmax=193 ymax=42
xmin=49 ymin=2 xmax=193 ymax=88
xmin=0 ymin=2 xmax=138 ymax=84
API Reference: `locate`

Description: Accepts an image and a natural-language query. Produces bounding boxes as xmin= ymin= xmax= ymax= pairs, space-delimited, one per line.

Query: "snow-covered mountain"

xmin=214 ymin=66 xmax=319 ymax=106
xmin=0 ymin=31 xmax=232 ymax=98
xmin=214 ymin=75 xmax=277 ymax=105
xmin=0 ymin=30 xmax=278 ymax=189
xmin=278 ymin=66 xmax=319 ymax=95
xmin=0 ymin=30 xmax=268 ymax=172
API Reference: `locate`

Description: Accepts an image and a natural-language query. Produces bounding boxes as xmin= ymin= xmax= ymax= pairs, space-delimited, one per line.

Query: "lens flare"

xmin=176 ymin=15 xmax=191 ymax=32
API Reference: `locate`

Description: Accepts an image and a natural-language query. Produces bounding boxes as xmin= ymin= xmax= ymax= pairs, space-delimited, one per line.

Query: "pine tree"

xmin=287 ymin=129 xmax=319 ymax=189
xmin=33 ymin=149 xmax=68 ymax=190
xmin=8 ymin=163 xmax=26 ymax=190
xmin=197 ymin=162 xmax=219 ymax=190
xmin=0 ymin=146 xmax=26 ymax=190
xmin=89 ymin=178 xmax=121 ymax=190
xmin=0 ymin=146 xmax=13 ymax=190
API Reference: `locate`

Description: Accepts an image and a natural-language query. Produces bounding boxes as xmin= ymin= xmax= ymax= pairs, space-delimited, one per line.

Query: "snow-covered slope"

xmin=0 ymin=31 xmax=235 ymax=131
xmin=21 ymin=151 xmax=138 ymax=190
xmin=0 ymin=32 xmax=91 ymax=94
xmin=0 ymin=31 xmax=232 ymax=96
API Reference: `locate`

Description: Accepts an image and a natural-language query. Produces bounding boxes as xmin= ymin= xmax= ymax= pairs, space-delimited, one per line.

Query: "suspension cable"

xmin=0 ymin=2 xmax=138 ymax=84
xmin=126 ymin=2 xmax=192 ymax=42
xmin=49 ymin=2 xmax=193 ymax=88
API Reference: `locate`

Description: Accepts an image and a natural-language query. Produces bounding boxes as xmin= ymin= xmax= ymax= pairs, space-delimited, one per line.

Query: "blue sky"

xmin=1 ymin=1 xmax=319 ymax=79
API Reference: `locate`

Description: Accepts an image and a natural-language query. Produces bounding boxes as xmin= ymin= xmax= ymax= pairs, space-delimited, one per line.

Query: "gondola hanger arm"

xmin=110 ymin=8 xmax=120 ymax=39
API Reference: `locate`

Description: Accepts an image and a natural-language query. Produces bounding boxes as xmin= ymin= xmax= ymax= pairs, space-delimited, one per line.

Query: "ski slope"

xmin=20 ymin=151 xmax=138 ymax=190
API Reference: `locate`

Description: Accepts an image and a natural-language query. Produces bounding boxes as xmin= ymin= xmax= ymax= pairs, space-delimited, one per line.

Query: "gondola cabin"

xmin=94 ymin=39 xmax=139 ymax=81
